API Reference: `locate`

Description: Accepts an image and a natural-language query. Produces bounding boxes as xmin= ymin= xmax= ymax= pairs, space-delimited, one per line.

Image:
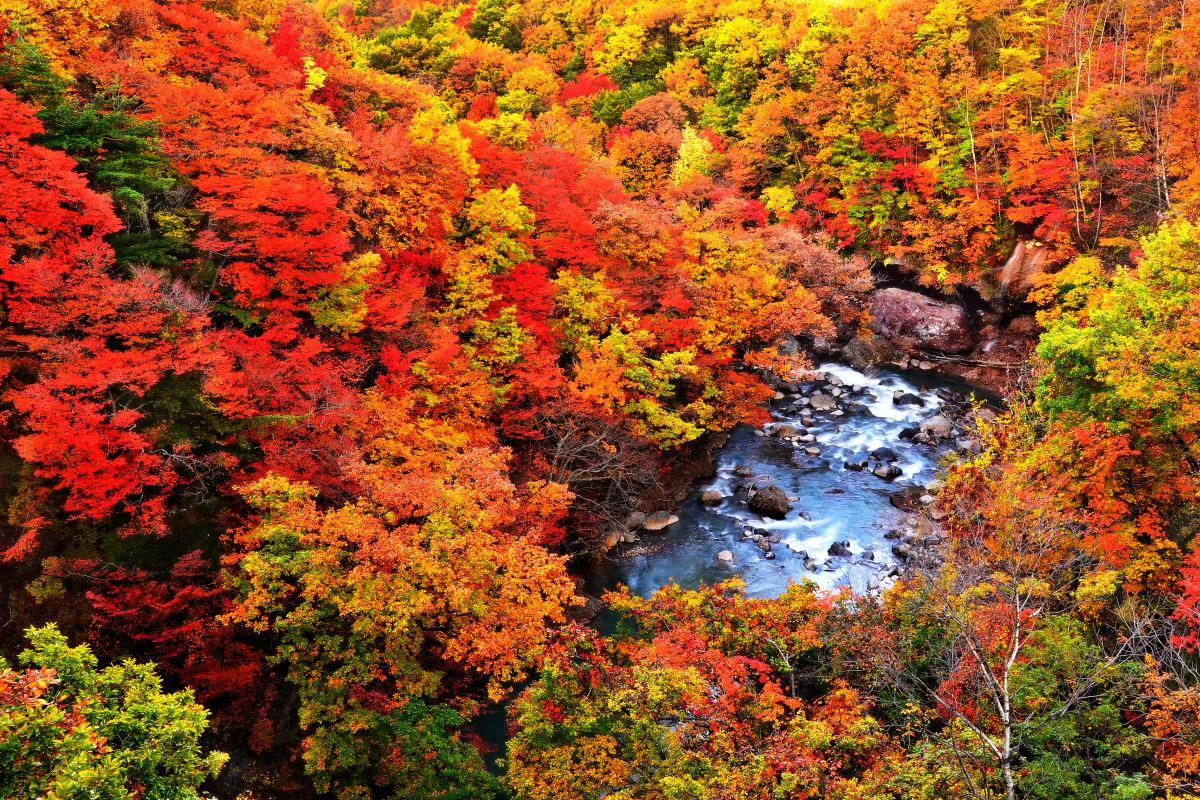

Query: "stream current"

xmin=588 ymin=362 xmax=978 ymax=599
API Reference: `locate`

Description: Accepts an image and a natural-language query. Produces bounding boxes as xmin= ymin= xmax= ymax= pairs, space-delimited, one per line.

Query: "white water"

xmin=591 ymin=363 xmax=972 ymax=598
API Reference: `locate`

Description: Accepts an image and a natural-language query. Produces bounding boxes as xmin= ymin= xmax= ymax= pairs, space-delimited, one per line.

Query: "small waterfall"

xmin=999 ymin=240 xmax=1026 ymax=295
xmin=998 ymin=239 xmax=1049 ymax=306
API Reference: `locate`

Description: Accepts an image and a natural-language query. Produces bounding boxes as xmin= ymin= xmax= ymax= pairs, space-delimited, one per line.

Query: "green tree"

xmin=0 ymin=624 xmax=226 ymax=800
xmin=0 ymin=36 xmax=187 ymax=267
xmin=225 ymin=469 xmax=574 ymax=800
xmin=1036 ymin=218 xmax=1200 ymax=436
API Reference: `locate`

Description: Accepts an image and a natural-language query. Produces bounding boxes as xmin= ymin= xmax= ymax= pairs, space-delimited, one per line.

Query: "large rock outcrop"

xmin=868 ymin=288 xmax=974 ymax=354
xmin=843 ymin=288 xmax=1038 ymax=395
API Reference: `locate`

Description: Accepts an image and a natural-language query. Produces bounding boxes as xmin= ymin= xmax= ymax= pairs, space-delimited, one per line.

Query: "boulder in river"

xmin=699 ymin=490 xmax=723 ymax=506
xmin=772 ymin=423 xmax=799 ymax=439
xmin=893 ymin=391 xmax=924 ymax=407
xmin=716 ymin=549 xmax=734 ymax=564
xmin=642 ymin=512 xmax=679 ymax=531
xmin=733 ymin=464 xmax=755 ymax=478
xmin=920 ymin=415 xmax=955 ymax=440
xmin=868 ymin=288 xmax=974 ymax=354
xmin=845 ymin=456 xmax=868 ymax=471
xmin=873 ymin=464 xmax=902 ymax=481
xmin=748 ymin=485 xmax=791 ymax=518
xmin=808 ymin=393 xmax=838 ymax=412
xmin=843 ymin=335 xmax=896 ymax=370
xmin=870 ymin=447 xmax=899 ymax=462
xmin=828 ymin=540 xmax=852 ymax=557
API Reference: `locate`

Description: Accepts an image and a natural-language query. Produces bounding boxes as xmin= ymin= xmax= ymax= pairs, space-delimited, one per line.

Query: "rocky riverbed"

xmin=588 ymin=362 xmax=992 ymax=599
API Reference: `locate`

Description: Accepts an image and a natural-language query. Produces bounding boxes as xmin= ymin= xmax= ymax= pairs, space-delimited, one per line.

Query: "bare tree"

xmin=536 ymin=406 xmax=661 ymax=548
xmin=1138 ymin=607 xmax=1200 ymax=796
xmin=879 ymin=507 xmax=1152 ymax=800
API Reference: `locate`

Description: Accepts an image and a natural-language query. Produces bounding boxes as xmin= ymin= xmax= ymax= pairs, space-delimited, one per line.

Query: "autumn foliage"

xmin=1 ymin=0 xmax=1199 ymax=796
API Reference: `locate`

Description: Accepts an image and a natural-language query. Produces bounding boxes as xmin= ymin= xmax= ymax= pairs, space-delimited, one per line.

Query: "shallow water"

xmin=587 ymin=363 xmax=978 ymax=599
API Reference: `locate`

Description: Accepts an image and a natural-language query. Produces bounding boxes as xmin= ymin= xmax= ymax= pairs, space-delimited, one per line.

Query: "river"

xmin=587 ymin=362 xmax=983 ymax=600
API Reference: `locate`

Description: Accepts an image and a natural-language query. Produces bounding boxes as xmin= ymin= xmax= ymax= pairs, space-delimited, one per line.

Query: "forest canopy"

xmin=0 ymin=0 xmax=1198 ymax=797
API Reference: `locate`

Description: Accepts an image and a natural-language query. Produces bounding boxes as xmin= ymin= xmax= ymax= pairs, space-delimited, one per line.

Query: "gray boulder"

xmin=873 ymin=464 xmax=902 ymax=481
xmin=843 ymin=335 xmax=896 ymax=370
xmin=808 ymin=393 xmax=838 ymax=412
xmin=748 ymin=485 xmax=791 ymax=518
xmin=828 ymin=540 xmax=852 ymax=557
xmin=772 ymin=423 xmax=799 ymax=438
xmin=920 ymin=415 xmax=954 ymax=440
xmin=870 ymin=447 xmax=899 ymax=462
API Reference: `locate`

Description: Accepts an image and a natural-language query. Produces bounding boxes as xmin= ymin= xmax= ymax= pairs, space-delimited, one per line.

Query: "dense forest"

xmin=1 ymin=0 xmax=1199 ymax=797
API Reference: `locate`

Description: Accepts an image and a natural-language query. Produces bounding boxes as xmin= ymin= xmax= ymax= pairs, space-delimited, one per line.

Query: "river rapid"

xmin=588 ymin=362 xmax=986 ymax=600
